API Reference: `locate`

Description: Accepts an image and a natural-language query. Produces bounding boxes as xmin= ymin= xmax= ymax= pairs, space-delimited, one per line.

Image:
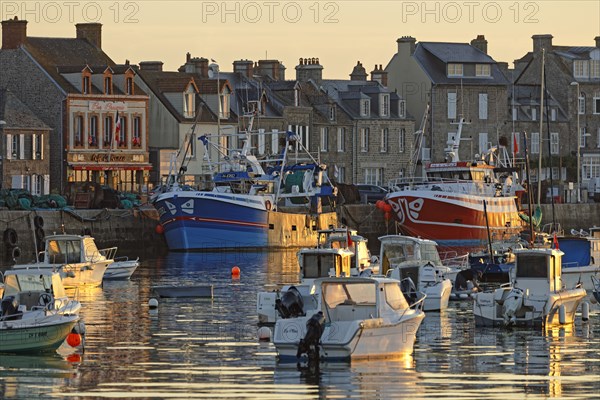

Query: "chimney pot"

xmin=76 ymin=23 xmax=102 ymax=48
xmin=1 ymin=17 xmax=28 ymax=49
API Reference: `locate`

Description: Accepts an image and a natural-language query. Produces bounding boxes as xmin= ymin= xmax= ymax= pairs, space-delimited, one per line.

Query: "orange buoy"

xmin=384 ymin=212 xmax=392 ymax=220
xmin=66 ymin=353 xmax=82 ymax=363
xmin=231 ymin=266 xmax=241 ymax=278
xmin=383 ymin=203 xmax=392 ymax=213
xmin=155 ymin=224 xmax=164 ymax=234
xmin=66 ymin=332 xmax=82 ymax=347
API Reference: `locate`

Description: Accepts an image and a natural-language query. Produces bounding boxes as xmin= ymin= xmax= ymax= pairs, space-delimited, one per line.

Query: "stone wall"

xmin=0 ymin=208 xmax=165 ymax=266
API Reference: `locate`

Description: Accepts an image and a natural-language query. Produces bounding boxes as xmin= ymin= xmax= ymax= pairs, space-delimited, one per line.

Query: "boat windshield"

xmin=323 ymin=282 xmax=375 ymax=308
xmin=47 ymin=239 xmax=81 ymax=264
xmin=303 ymin=254 xmax=338 ymax=278
xmin=3 ymin=274 xmax=52 ymax=296
xmin=384 ymin=282 xmax=409 ymax=310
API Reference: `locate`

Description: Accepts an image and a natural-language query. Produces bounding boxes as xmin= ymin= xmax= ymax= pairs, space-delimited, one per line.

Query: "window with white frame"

xmin=479 ymin=93 xmax=488 ymax=120
xmin=447 ymin=63 xmax=463 ymax=77
xmin=580 ymin=127 xmax=587 ymax=147
xmin=364 ymin=168 xmax=384 ymax=185
xmin=574 ymin=60 xmax=588 ymax=78
xmin=32 ymin=134 xmax=43 ymax=160
xmin=126 ymin=77 xmax=133 ymax=95
xmin=360 ymin=128 xmax=369 ymax=152
xmin=329 ymin=105 xmax=335 ymax=121
xmin=531 ymin=107 xmax=537 ymax=121
xmin=579 ymin=93 xmax=585 ymax=114
xmin=531 ymin=132 xmax=540 ymax=154
xmin=448 ymin=92 xmax=457 ymax=119
xmin=593 ymin=91 xmax=600 ymax=114
xmin=74 ymin=115 xmax=84 ymax=146
xmin=361 ymin=99 xmax=370 ymax=117
xmin=380 ymin=94 xmax=390 ymax=117
xmin=133 ymin=117 xmax=141 ymax=147
xmin=591 ymin=60 xmax=600 ymax=78
xmin=36 ymin=174 xmax=44 ymax=195
xmin=478 ymin=132 xmax=488 ymax=154
xmin=104 ymin=76 xmax=112 ymax=95
xmin=8 ymin=134 xmax=24 ymax=159
xmin=476 ymin=64 xmax=491 ymax=77
xmin=334 ymin=165 xmax=346 ymax=183
xmin=89 ymin=116 xmax=98 ymax=146
xmin=399 ymin=100 xmax=406 ymax=118
xmin=83 ymin=75 xmax=90 ymax=94
xmin=291 ymin=125 xmax=309 ymax=150
xmin=337 ymin=127 xmax=345 ymax=152
xmin=399 ymin=128 xmax=406 ymax=153
xmin=550 ymin=132 xmax=559 ymax=155
xmin=258 ymin=129 xmax=266 ymax=155
xmin=103 ymin=116 xmax=112 ymax=146
xmin=320 ymin=127 xmax=329 ymax=152
xmin=380 ymin=128 xmax=388 ymax=152
xmin=220 ymin=91 xmax=230 ymax=119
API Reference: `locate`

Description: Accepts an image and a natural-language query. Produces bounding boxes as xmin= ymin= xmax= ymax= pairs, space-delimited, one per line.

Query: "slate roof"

xmin=414 ymin=42 xmax=508 ymax=85
xmin=508 ymin=85 xmax=569 ymax=122
xmin=0 ymin=89 xmax=51 ymax=130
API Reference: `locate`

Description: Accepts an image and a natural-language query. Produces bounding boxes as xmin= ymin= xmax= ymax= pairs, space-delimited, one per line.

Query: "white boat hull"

xmin=13 ymin=262 xmax=110 ymax=288
xmin=422 ymin=280 xmax=452 ymax=311
xmin=561 ymin=266 xmax=600 ymax=292
xmin=104 ymin=259 xmax=139 ymax=280
xmin=274 ymin=312 xmax=424 ymax=362
xmin=0 ymin=314 xmax=79 ymax=353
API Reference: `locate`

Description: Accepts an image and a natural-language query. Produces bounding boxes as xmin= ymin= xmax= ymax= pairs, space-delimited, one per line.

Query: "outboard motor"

xmin=296 ymin=311 xmax=326 ymax=361
xmin=400 ymin=277 xmax=418 ymax=305
xmin=275 ymin=286 xmax=304 ymax=319
xmin=0 ymin=296 xmax=21 ymax=321
xmin=502 ymin=288 xmax=524 ymax=326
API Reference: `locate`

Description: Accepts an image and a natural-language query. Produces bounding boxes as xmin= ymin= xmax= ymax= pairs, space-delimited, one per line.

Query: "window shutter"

xmin=479 ymin=94 xmax=488 ymax=120
xmin=40 ymin=134 xmax=44 ymax=160
xmin=6 ymin=134 xmax=12 ymax=160
xmin=44 ymin=175 xmax=50 ymax=195
xmin=32 ymin=134 xmax=37 ymax=160
xmin=19 ymin=135 xmax=25 ymax=159
xmin=12 ymin=175 xmax=23 ymax=189
xmin=448 ymin=93 xmax=457 ymax=119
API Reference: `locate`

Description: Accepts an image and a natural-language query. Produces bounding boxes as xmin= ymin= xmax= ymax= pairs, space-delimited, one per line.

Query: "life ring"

xmin=11 ymin=246 xmax=21 ymax=259
xmin=33 ymin=215 xmax=44 ymax=229
xmin=265 ymin=200 xmax=272 ymax=211
xmin=3 ymin=228 xmax=18 ymax=247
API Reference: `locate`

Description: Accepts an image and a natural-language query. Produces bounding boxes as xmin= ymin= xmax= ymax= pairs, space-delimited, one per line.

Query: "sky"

xmin=1 ymin=1 xmax=599 ymax=78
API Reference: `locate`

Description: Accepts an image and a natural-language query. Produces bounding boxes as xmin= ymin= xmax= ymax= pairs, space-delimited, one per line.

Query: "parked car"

xmin=356 ymin=184 xmax=389 ymax=203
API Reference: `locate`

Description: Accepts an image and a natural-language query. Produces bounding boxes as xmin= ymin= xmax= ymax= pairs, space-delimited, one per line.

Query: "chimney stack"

xmin=397 ymin=36 xmax=416 ymax=56
xmin=470 ymin=35 xmax=488 ymax=54
xmin=532 ymin=34 xmax=553 ymax=53
xmin=295 ymin=57 xmax=323 ymax=84
xmin=370 ymin=64 xmax=388 ymax=86
xmin=76 ymin=23 xmax=102 ymax=48
xmin=233 ymin=60 xmax=254 ymax=78
xmin=257 ymin=59 xmax=285 ymax=81
xmin=139 ymin=61 xmax=164 ymax=72
xmin=350 ymin=61 xmax=367 ymax=81
xmin=1 ymin=17 xmax=28 ymax=50
xmin=595 ymin=36 xmax=600 ymax=48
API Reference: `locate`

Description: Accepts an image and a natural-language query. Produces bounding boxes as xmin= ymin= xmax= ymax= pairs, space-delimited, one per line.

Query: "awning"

xmin=68 ymin=162 xmax=152 ymax=171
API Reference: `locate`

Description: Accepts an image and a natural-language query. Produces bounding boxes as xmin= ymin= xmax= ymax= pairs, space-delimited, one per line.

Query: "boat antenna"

xmin=523 ymin=132 xmax=535 ymax=247
xmin=483 ymin=200 xmax=494 ymax=263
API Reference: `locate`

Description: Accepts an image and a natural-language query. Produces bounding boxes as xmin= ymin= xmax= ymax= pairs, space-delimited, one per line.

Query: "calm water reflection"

xmin=1 ymin=251 xmax=599 ymax=399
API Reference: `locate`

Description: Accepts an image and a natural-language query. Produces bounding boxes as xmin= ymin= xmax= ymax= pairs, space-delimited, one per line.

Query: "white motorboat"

xmin=379 ymin=235 xmax=453 ymax=311
xmin=13 ymin=234 xmax=112 ymax=288
xmin=273 ymin=276 xmax=425 ymax=363
xmin=99 ymin=247 xmax=140 ymax=280
xmin=317 ymin=227 xmax=376 ymax=272
xmin=0 ymin=269 xmax=81 ymax=353
xmin=473 ymin=248 xmax=587 ymax=327
xmin=557 ymin=232 xmax=600 ymax=292
xmin=257 ymin=246 xmax=355 ymax=325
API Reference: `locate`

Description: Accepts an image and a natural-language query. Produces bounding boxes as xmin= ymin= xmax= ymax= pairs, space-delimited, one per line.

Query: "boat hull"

xmin=561 ymin=267 xmax=600 ymax=292
xmin=422 ymin=280 xmax=452 ymax=312
xmin=0 ymin=315 xmax=78 ymax=353
xmin=13 ymin=262 xmax=110 ymax=288
xmin=274 ymin=313 xmax=424 ymax=363
xmin=386 ymin=191 xmax=522 ymax=248
xmin=104 ymin=260 xmax=139 ymax=280
xmin=155 ymin=191 xmax=337 ymax=251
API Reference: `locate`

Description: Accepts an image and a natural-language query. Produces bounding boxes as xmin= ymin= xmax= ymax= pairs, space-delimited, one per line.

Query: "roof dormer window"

xmin=476 ymin=64 xmax=491 ymax=77
xmin=82 ymin=75 xmax=91 ymax=94
xmin=399 ymin=100 xmax=406 ymax=118
xmin=447 ymin=63 xmax=463 ymax=77
xmin=361 ymin=99 xmax=370 ymax=117
xmin=380 ymin=94 xmax=390 ymax=117
xmin=329 ymin=105 xmax=336 ymax=121
xmin=126 ymin=76 xmax=134 ymax=95
xmin=104 ymin=76 xmax=112 ymax=95
xmin=183 ymin=85 xmax=195 ymax=118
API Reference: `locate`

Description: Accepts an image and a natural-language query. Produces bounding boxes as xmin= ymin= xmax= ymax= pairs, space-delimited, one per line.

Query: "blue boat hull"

xmin=155 ymin=192 xmax=268 ymax=250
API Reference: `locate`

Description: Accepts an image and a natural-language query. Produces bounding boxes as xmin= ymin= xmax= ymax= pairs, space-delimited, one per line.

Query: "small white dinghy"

xmin=98 ymin=247 xmax=139 ymax=280
xmin=473 ymin=248 xmax=587 ymax=327
xmin=273 ymin=276 xmax=425 ymax=363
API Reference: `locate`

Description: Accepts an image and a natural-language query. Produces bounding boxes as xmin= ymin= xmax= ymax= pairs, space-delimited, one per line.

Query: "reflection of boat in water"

xmin=473 ymin=248 xmax=587 ymax=327
xmin=274 ymin=277 xmax=425 ymax=363
xmin=0 ymin=353 xmax=76 ymax=375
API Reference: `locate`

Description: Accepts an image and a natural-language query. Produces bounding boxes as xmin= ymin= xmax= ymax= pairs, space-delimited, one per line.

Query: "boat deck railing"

xmin=99 ymin=247 xmax=118 ymax=260
xmin=388 ymin=177 xmax=499 ymax=196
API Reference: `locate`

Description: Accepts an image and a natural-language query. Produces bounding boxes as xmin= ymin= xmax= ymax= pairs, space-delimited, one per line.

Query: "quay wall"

xmin=1 ymin=203 xmax=598 ymax=266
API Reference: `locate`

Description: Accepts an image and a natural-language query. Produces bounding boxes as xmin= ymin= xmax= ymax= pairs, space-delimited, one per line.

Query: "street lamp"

xmin=570 ymin=81 xmax=580 ymax=202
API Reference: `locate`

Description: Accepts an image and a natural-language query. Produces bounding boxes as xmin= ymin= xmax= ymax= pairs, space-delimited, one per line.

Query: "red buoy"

xmin=155 ymin=224 xmax=164 ymax=234
xmin=231 ymin=266 xmax=241 ymax=278
xmin=66 ymin=332 xmax=82 ymax=347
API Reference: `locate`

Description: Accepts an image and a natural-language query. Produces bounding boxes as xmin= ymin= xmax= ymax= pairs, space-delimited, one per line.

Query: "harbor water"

xmin=1 ymin=250 xmax=599 ymax=399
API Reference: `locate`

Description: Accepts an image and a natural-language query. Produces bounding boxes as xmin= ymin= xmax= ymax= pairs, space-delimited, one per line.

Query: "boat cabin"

xmin=298 ymin=247 xmax=353 ymax=280
xmin=512 ymin=248 xmax=564 ymax=294
xmin=44 ymin=235 xmax=106 ymax=265
xmin=1 ymin=270 xmax=66 ymax=313
xmin=379 ymin=235 xmax=443 ymax=278
xmin=426 ymin=161 xmax=495 ymax=183
xmin=317 ymin=228 xmax=373 ymax=270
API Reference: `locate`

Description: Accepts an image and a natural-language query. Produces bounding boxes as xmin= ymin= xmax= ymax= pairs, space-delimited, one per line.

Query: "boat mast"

xmin=537 ymin=49 xmax=545 ymax=205
xmin=408 ymin=103 xmax=429 ymax=177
